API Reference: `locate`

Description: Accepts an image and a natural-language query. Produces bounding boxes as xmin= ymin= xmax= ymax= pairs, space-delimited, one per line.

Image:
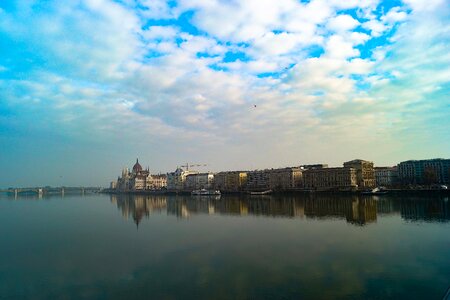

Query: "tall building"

xmin=343 ymin=159 xmax=376 ymax=188
xmin=303 ymin=167 xmax=358 ymax=191
xmin=214 ymin=172 xmax=226 ymax=191
xmin=214 ymin=171 xmax=247 ymax=192
xmin=246 ymin=170 xmax=270 ymax=191
xmin=397 ymin=159 xmax=450 ymax=184
xmin=167 ymin=167 xmax=199 ymax=191
xmin=268 ymin=167 xmax=303 ymax=190
xmin=146 ymin=174 xmax=167 ymax=190
xmin=117 ymin=167 xmax=132 ymax=191
xmin=374 ymin=167 xmax=398 ymax=187
xmin=114 ymin=159 xmax=167 ymax=191
xmin=185 ymin=173 xmax=215 ymax=191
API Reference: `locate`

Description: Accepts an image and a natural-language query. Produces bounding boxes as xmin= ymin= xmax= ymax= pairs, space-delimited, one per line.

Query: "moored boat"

xmin=249 ymin=190 xmax=273 ymax=195
xmin=361 ymin=187 xmax=388 ymax=195
xmin=191 ymin=189 xmax=221 ymax=196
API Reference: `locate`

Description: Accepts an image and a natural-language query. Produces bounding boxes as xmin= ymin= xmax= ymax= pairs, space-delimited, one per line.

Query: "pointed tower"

xmin=132 ymin=158 xmax=143 ymax=174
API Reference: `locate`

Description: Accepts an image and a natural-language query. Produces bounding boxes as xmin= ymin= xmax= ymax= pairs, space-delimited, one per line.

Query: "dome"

xmin=132 ymin=158 xmax=143 ymax=173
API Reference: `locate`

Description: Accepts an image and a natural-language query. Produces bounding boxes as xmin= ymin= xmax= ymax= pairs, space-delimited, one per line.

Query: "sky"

xmin=0 ymin=0 xmax=449 ymax=187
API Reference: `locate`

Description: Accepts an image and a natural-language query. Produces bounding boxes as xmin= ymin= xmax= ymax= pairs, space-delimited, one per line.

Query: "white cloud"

xmin=325 ymin=35 xmax=360 ymax=59
xmin=363 ymin=19 xmax=387 ymax=37
xmin=251 ymin=32 xmax=303 ymax=56
xmin=327 ymin=14 xmax=360 ymax=32
xmin=327 ymin=0 xmax=380 ymax=10
xmin=401 ymin=0 xmax=446 ymax=12
xmin=137 ymin=0 xmax=177 ymax=19
xmin=346 ymin=58 xmax=374 ymax=74
xmin=382 ymin=7 xmax=408 ymax=24
xmin=2 ymin=0 xmax=446 ymax=175
xmin=349 ymin=32 xmax=371 ymax=45
xmin=142 ymin=25 xmax=179 ymax=40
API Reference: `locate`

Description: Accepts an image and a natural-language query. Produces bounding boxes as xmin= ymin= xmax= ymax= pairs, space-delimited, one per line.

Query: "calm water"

xmin=0 ymin=193 xmax=449 ymax=300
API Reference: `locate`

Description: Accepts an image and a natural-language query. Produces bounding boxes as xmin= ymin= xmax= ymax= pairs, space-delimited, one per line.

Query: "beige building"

xmin=117 ymin=168 xmax=132 ymax=191
xmin=167 ymin=167 xmax=199 ymax=191
xmin=303 ymin=167 xmax=358 ymax=190
xmin=131 ymin=174 xmax=147 ymax=190
xmin=116 ymin=159 xmax=149 ymax=191
xmin=185 ymin=173 xmax=215 ymax=191
xmin=114 ymin=159 xmax=167 ymax=192
xmin=214 ymin=171 xmax=247 ymax=192
xmin=268 ymin=167 xmax=303 ymax=190
xmin=146 ymin=174 xmax=167 ymax=190
xmin=343 ymin=159 xmax=376 ymax=189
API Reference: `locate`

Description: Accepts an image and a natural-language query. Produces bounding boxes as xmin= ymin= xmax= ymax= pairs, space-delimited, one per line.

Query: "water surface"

xmin=0 ymin=193 xmax=449 ymax=299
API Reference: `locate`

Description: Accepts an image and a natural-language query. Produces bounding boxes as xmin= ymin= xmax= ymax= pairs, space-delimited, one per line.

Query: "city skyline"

xmin=1 ymin=0 xmax=449 ymax=187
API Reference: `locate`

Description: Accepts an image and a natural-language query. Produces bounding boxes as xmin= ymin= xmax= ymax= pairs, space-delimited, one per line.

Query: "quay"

xmin=101 ymin=188 xmax=450 ymax=196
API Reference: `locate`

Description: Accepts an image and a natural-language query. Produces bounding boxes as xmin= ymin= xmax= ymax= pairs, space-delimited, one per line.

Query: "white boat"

xmin=249 ymin=190 xmax=273 ymax=195
xmin=361 ymin=187 xmax=388 ymax=195
xmin=191 ymin=189 xmax=221 ymax=196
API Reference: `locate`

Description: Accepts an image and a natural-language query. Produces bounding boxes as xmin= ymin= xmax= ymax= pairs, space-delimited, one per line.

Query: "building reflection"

xmin=304 ymin=195 xmax=378 ymax=225
xmin=110 ymin=194 xmax=167 ymax=226
xmin=109 ymin=194 xmax=449 ymax=226
xmin=376 ymin=196 xmax=450 ymax=222
xmin=399 ymin=197 xmax=450 ymax=222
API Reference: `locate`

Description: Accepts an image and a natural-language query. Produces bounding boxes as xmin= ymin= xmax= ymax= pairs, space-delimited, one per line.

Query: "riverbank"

xmin=101 ymin=188 xmax=450 ymax=196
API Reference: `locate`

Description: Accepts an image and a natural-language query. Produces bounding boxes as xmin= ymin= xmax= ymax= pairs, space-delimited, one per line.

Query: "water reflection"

xmin=167 ymin=195 xmax=379 ymax=225
xmin=1 ymin=193 xmax=449 ymax=299
xmin=109 ymin=194 xmax=450 ymax=226
xmin=110 ymin=194 xmax=167 ymax=226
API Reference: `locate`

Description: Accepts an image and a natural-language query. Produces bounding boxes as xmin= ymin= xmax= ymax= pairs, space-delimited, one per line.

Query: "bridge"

xmin=0 ymin=187 xmax=102 ymax=198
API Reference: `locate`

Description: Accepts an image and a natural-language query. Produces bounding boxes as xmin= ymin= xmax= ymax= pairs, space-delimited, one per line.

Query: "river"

xmin=0 ymin=193 xmax=449 ymax=299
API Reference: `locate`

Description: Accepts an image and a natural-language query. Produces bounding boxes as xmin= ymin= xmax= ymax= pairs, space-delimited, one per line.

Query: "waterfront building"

xmin=227 ymin=171 xmax=247 ymax=191
xmin=246 ymin=170 xmax=270 ymax=191
xmin=167 ymin=167 xmax=199 ymax=191
xmin=375 ymin=167 xmax=398 ymax=187
xmin=303 ymin=167 xmax=358 ymax=191
xmin=268 ymin=167 xmax=303 ymax=190
xmin=214 ymin=172 xmax=226 ymax=191
xmin=343 ymin=159 xmax=376 ymax=188
xmin=146 ymin=174 xmax=167 ymax=190
xmin=185 ymin=173 xmax=215 ymax=191
xmin=114 ymin=159 xmax=167 ymax=191
xmin=131 ymin=175 xmax=147 ymax=190
xmin=397 ymin=158 xmax=450 ymax=185
xmin=129 ymin=159 xmax=149 ymax=190
xmin=214 ymin=171 xmax=248 ymax=192
xmin=117 ymin=168 xmax=132 ymax=191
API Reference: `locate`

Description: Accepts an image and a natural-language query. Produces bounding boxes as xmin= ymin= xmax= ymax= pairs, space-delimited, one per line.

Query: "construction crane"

xmin=180 ymin=163 xmax=207 ymax=171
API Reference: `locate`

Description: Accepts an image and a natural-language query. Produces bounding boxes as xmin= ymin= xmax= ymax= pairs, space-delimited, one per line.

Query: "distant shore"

xmin=101 ymin=189 xmax=450 ymax=196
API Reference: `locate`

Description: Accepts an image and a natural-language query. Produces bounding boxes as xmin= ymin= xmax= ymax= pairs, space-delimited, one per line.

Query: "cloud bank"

xmin=0 ymin=0 xmax=449 ymax=186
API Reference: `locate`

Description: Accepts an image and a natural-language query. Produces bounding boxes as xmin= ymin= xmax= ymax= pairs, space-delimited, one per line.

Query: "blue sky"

xmin=0 ymin=0 xmax=449 ymax=187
